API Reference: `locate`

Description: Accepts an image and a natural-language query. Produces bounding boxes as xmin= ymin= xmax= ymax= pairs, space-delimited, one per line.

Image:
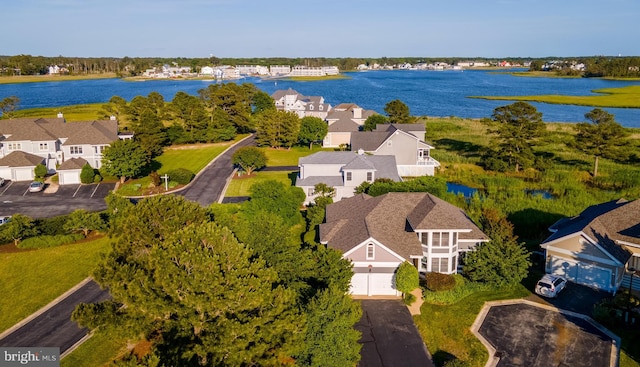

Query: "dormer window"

xmin=366 ymin=243 xmax=375 ymax=260
xmin=309 ymin=104 xmax=314 ymax=110
xmin=319 ymin=105 xmax=323 ymax=111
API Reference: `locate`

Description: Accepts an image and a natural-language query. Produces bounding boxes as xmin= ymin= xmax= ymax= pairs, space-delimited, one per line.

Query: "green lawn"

xmin=0 ymin=236 xmax=111 ymax=332
xmin=262 ymin=145 xmax=328 ymax=166
xmin=470 ymin=85 xmax=640 ymax=108
xmin=10 ymin=103 xmax=107 ymax=121
xmin=224 ymin=171 xmax=295 ymax=197
xmin=61 ymin=329 xmax=127 ymax=367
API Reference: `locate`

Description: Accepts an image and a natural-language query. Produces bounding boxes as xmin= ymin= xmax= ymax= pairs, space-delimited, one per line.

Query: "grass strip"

xmin=0 ymin=73 xmax=118 ymax=84
xmin=0 ymin=236 xmax=111 ymax=332
xmin=224 ymin=171 xmax=295 ymax=197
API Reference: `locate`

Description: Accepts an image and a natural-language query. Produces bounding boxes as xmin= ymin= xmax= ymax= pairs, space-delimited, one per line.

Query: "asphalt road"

xmin=0 ymin=280 xmax=111 ymax=354
xmin=178 ymin=135 xmax=256 ymax=206
xmin=356 ymin=300 xmax=434 ymax=367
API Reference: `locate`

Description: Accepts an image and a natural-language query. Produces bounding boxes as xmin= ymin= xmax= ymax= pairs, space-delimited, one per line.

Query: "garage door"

xmin=550 ymin=257 xmax=611 ymax=290
xmin=14 ymin=168 xmax=33 ymax=181
xmin=349 ymin=272 xmax=399 ymax=296
xmin=59 ymin=171 xmax=81 ymax=185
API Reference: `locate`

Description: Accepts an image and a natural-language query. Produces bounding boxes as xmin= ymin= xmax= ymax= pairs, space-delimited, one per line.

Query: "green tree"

xmin=384 ymin=99 xmax=412 ymax=124
xmin=170 ymin=91 xmax=209 ymax=143
xmin=395 ymin=261 xmax=419 ymax=294
xmin=255 ymin=109 xmax=301 ymax=149
xmin=297 ymin=286 xmax=362 ymax=367
xmin=463 ymin=208 xmax=530 ymax=287
xmin=198 ymin=83 xmax=254 ymax=133
xmin=79 ymin=219 xmax=303 ymax=366
xmin=80 ymin=163 xmax=95 ymax=184
xmin=63 ymin=209 xmax=105 ymax=237
xmin=244 ymin=180 xmax=305 ymax=227
xmin=0 ymin=96 xmax=20 ymax=119
xmin=34 ymin=163 xmax=47 ymax=179
xmin=102 ymin=139 xmax=148 ymax=183
xmin=232 ymin=146 xmax=267 ymax=175
xmin=252 ymin=90 xmax=276 ymax=114
xmin=101 ymin=95 xmax=127 ymax=120
xmin=0 ymin=214 xmax=37 ymax=246
xmin=298 ymin=116 xmax=328 ymax=149
xmin=363 ymin=114 xmax=388 ymax=131
xmin=484 ymin=102 xmax=545 ymax=172
xmin=573 ymin=108 xmax=630 ymax=177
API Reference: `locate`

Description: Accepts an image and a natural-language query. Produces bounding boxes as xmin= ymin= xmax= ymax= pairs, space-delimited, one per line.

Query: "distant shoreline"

xmin=0 ymin=73 xmax=118 ymax=84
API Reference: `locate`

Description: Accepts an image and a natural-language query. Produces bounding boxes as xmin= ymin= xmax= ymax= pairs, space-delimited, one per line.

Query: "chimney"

xmin=57 ymin=112 xmax=63 ymax=119
xmin=352 ymin=107 xmax=362 ymax=119
xmin=110 ymin=115 xmax=116 ymax=121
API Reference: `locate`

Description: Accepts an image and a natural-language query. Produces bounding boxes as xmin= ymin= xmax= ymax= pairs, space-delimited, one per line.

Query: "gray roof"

xmin=542 ymin=198 xmax=638 ymax=264
xmin=271 ymin=88 xmax=301 ymax=100
xmin=320 ymin=192 xmax=487 ymax=259
xmin=375 ymin=123 xmax=425 ymax=133
xmin=0 ymin=117 xmax=119 ymax=146
xmin=299 ymin=152 xmax=401 ymax=182
xmin=300 ymin=151 xmax=363 ymax=165
xmin=0 ymin=151 xmax=45 ymax=167
xmin=350 ymin=131 xmax=391 ymax=151
xmin=58 ymin=157 xmax=88 ymax=170
xmin=295 ymin=175 xmax=344 ymax=187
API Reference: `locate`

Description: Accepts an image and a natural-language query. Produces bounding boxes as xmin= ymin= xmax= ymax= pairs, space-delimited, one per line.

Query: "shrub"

xmin=396 ymin=261 xmax=419 ymax=294
xmin=422 ymin=275 xmax=498 ymax=305
xmin=166 ymin=168 xmax=194 ymax=185
xmin=34 ymin=163 xmax=47 ymax=179
xmin=402 ymin=292 xmax=417 ymax=305
xmin=35 ymin=215 xmax=71 ymax=236
xmin=80 ymin=163 xmax=95 ymax=184
xmin=93 ymin=174 xmax=102 ymax=183
xmin=425 ymin=272 xmax=457 ymax=292
xmin=17 ymin=233 xmax=84 ymax=249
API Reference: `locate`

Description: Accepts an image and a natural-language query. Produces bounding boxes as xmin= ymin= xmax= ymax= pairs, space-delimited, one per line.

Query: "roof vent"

xmin=110 ymin=115 xmax=116 ymax=120
xmin=57 ymin=112 xmax=63 ymax=118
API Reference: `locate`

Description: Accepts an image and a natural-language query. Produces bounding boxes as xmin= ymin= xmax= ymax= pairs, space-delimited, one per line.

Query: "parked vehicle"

xmin=535 ymin=274 xmax=567 ymax=298
xmin=0 ymin=216 xmax=10 ymax=225
xmin=28 ymin=181 xmax=45 ymax=193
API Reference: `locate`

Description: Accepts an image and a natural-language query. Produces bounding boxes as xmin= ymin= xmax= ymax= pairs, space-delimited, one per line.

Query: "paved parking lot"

xmin=0 ymin=181 xmax=116 ymax=218
xmin=473 ymin=300 xmax=618 ymax=367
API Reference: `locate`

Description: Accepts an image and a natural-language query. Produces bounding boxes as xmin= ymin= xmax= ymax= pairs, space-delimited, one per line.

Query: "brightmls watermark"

xmin=0 ymin=348 xmax=59 ymax=367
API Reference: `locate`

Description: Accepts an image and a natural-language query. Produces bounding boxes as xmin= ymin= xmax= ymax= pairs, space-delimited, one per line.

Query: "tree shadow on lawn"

xmin=435 ymin=138 xmax=484 ymax=158
xmin=431 ymin=350 xmax=460 ymax=367
xmin=287 ymin=171 xmax=298 ymax=186
xmin=508 ymin=208 xmax=564 ymax=242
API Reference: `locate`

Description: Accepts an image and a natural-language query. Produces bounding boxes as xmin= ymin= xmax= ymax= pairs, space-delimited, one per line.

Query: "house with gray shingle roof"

xmin=322 ymin=103 xmax=377 ymax=148
xmin=540 ymin=198 xmax=640 ymax=293
xmin=0 ymin=114 xmax=128 ymax=183
xmin=296 ymin=151 xmax=401 ymax=204
xmin=320 ymin=192 xmax=487 ymax=296
xmin=351 ymin=124 xmax=440 ymax=177
xmin=271 ymin=88 xmax=332 ymax=119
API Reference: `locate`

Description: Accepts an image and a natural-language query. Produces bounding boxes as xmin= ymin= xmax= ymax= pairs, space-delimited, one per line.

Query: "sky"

xmin=3 ymin=0 xmax=639 ymax=58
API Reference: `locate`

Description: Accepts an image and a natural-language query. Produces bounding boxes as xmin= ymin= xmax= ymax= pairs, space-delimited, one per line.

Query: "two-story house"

xmin=350 ymin=124 xmax=440 ymax=176
xmin=0 ymin=115 xmax=127 ymax=184
xmin=320 ymin=192 xmax=488 ymax=296
xmin=271 ymin=89 xmax=332 ymax=119
xmin=295 ymin=151 xmax=401 ymax=204
xmin=322 ymin=103 xmax=377 ymax=148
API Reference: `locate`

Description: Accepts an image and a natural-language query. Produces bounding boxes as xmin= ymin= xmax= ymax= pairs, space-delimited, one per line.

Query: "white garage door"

xmin=14 ymin=168 xmax=33 ymax=181
xmin=550 ymin=257 xmax=611 ymax=290
xmin=349 ymin=271 xmax=399 ymax=296
xmin=0 ymin=168 xmax=11 ymax=180
xmin=59 ymin=171 xmax=81 ymax=185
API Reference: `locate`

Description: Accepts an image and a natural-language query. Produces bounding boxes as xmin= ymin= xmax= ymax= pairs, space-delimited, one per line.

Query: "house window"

xmin=367 ymin=172 xmax=373 ymax=182
xmin=308 ymin=188 xmax=314 ymax=196
xmin=70 ymin=146 xmax=83 ymax=155
xmin=346 ymin=172 xmax=352 ymax=181
xmin=39 ymin=143 xmax=49 ymax=151
xmin=366 ymin=243 xmax=375 ymax=260
xmin=629 ymin=255 xmax=640 ymax=271
xmin=319 ymin=105 xmax=323 ymax=110
xmin=8 ymin=143 xmax=22 ymax=151
xmin=432 ymin=232 xmax=450 ymax=247
xmin=309 ymin=104 xmax=314 ymax=110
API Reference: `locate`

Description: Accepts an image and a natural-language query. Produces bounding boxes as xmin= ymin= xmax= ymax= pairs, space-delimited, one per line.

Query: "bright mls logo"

xmin=0 ymin=348 xmax=59 ymax=367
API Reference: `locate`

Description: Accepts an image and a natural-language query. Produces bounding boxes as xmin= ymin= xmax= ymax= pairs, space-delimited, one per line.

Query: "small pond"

xmin=446 ymin=183 xmax=554 ymax=200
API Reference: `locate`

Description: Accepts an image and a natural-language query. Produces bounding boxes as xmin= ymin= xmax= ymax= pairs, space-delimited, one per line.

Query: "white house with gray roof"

xmin=322 ymin=103 xmax=377 ymax=148
xmin=541 ymin=198 xmax=640 ymax=293
xmin=320 ymin=192 xmax=488 ymax=296
xmin=350 ymin=124 xmax=440 ymax=177
xmin=271 ymin=89 xmax=332 ymax=119
xmin=296 ymin=151 xmax=401 ymax=204
xmin=0 ymin=115 xmax=128 ymax=184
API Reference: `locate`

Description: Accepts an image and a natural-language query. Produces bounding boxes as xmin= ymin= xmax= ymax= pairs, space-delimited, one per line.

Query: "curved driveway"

xmin=178 ymin=134 xmax=255 ymax=206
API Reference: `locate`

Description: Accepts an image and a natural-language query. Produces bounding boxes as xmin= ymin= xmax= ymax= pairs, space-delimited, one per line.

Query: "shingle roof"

xmin=376 ymin=123 xmax=425 ymax=133
xmin=0 ymin=118 xmax=118 ymax=145
xmin=296 ymin=175 xmax=345 ymax=187
xmin=0 ymin=151 xmax=45 ymax=167
xmin=350 ymin=131 xmax=392 ymax=151
xmin=320 ymin=192 xmax=487 ymax=259
xmin=271 ymin=88 xmax=301 ymax=100
xmin=542 ymin=198 xmax=638 ymax=264
xmin=58 ymin=157 xmax=88 ymax=170
xmin=63 ymin=120 xmax=118 ymax=145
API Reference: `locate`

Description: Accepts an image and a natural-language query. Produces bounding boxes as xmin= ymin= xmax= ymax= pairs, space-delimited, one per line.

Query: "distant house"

xmin=295 ymin=151 xmax=401 ymax=204
xmin=350 ymin=124 xmax=440 ymax=176
xmin=0 ymin=115 xmax=128 ymax=184
xmin=200 ymin=66 xmax=215 ymax=76
xmin=271 ymin=89 xmax=331 ymax=119
xmin=322 ymin=103 xmax=376 ymax=148
xmin=541 ymin=198 xmax=640 ymax=293
xmin=320 ymin=192 xmax=488 ymax=296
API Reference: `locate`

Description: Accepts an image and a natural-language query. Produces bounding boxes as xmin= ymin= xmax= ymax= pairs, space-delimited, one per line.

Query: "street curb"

xmin=0 ymin=277 xmax=94 ymax=340
xmin=60 ymin=331 xmax=93 ymax=359
xmin=470 ymin=298 xmax=621 ymax=367
xmin=218 ymin=168 xmax=238 ymax=203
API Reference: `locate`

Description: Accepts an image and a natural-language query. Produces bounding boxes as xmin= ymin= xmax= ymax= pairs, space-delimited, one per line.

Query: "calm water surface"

xmin=1 ymin=70 xmax=639 ymax=127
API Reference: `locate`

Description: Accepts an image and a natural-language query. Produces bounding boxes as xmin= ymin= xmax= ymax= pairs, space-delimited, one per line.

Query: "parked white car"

xmin=28 ymin=181 xmax=45 ymax=193
xmin=0 ymin=216 xmax=11 ymax=225
xmin=535 ymin=274 xmax=567 ymax=298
